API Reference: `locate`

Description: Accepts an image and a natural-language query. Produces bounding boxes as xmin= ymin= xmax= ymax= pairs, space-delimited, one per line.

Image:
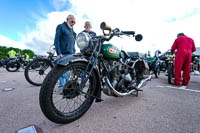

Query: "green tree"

xmin=0 ymin=46 xmax=36 ymax=59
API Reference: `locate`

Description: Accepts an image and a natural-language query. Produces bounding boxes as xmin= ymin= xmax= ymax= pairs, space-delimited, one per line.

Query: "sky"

xmin=0 ymin=0 xmax=200 ymax=55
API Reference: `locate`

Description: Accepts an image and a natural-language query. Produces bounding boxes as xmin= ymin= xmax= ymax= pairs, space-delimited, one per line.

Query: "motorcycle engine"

xmin=103 ymin=59 xmax=137 ymax=96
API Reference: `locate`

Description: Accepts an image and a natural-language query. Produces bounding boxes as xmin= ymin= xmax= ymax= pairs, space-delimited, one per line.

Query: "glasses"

xmin=71 ymin=20 xmax=76 ymax=24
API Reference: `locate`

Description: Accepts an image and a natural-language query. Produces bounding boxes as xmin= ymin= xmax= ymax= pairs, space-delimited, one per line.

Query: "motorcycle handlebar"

xmin=102 ymin=30 xmax=137 ymax=42
xmin=121 ymin=31 xmax=135 ymax=36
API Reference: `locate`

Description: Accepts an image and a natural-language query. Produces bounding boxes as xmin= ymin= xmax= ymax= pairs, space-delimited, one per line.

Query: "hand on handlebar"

xmin=57 ymin=54 xmax=62 ymax=58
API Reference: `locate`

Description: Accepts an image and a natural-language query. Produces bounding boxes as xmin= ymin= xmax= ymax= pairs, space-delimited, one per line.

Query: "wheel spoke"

xmin=52 ymin=64 xmax=94 ymax=115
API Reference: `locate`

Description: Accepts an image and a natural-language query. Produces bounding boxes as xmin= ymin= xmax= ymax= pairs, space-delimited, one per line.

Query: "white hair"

xmin=67 ymin=14 xmax=74 ymax=20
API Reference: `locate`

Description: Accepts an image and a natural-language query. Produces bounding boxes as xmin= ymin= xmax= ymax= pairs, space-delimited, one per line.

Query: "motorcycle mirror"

xmin=135 ymin=34 xmax=143 ymax=41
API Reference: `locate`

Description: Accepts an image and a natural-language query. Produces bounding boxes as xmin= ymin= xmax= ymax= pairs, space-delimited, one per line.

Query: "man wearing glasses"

xmin=54 ymin=14 xmax=76 ymax=90
xmin=54 ymin=14 xmax=76 ymax=58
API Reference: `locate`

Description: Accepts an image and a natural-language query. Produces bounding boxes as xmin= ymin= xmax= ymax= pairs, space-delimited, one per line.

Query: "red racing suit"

xmin=171 ymin=35 xmax=196 ymax=86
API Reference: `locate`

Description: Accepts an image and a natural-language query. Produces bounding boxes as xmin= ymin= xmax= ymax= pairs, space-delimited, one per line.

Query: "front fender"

xmin=55 ymin=54 xmax=88 ymax=66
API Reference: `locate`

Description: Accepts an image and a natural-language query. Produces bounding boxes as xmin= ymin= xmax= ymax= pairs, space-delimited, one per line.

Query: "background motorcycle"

xmin=0 ymin=57 xmax=15 ymax=68
xmin=145 ymin=51 xmax=162 ymax=78
xmin=6 ymin=56 xmax=29 ymax=72
xmin=24 ymin=45 xmax=55 ymax=86
xmin=39 ymin=22 xmax=151 ymax=124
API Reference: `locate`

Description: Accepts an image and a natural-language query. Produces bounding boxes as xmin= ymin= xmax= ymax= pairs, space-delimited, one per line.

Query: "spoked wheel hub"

xmin=63 ymin=81 xmax=80 ymax=99
xmin=39 ymin=69 xmax=44 ymax=75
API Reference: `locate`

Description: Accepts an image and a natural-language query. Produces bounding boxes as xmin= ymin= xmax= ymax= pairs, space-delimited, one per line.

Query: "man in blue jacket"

xmin=54 ymin=14 xmax=76 ymax=58
xmin=54 ymin=14 xmax=76 ymax=90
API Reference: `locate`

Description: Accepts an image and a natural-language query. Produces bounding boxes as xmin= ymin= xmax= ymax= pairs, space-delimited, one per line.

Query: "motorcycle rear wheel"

xmin=6 ymin=63 xmax=20 ymax=72
xmin=39 ymin=62 xmax=97 ymax=124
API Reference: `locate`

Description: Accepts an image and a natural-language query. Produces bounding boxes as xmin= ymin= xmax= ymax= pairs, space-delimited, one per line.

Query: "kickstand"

xmin=131 ymin=89 xmax=143 ymax=97
xmin=131 ymin=90 xmax=139 ymax=97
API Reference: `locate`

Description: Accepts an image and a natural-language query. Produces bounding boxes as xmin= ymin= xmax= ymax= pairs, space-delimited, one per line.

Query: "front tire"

xmin=154 ymin=65 xmax=160 ymax=78
xmin=168 ymin=63 xmax=174 ymax=84
xmin=24 ymin=59 xmax=53 ymax=86
xmin=39 ymin=62 xmax=97 ymax=124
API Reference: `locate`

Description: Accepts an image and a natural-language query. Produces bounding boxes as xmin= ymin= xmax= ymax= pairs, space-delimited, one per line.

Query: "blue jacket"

xmin=54 ymin=22 xmax=76 ymax=55
xmin=82 ymin=30 xmax=96 ymax=37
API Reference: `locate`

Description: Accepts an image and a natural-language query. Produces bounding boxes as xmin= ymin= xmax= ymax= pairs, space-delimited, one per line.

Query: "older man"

xmin=54 ymin=14 xmax=76 ymax=58
xmin=82 ymin=21 xmax=96 ymax=37
xmin=54 ymin=14 xmax=76 ymax=89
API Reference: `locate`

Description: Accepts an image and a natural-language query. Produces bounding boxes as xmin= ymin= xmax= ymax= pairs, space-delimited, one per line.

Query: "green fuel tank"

xmin=101 ymin=43 xmax=120 ymax=59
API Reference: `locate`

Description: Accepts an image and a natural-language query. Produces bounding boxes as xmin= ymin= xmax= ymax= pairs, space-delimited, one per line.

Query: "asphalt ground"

xmin=0 ymin=67 xmax=200 ymax=133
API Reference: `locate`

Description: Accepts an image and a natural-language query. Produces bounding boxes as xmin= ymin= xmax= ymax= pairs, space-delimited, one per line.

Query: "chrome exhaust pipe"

xmin=105 ymin=77 xmax=137 ymax=97
xmin=136 ymin=75 xmax=151 ymax=89
xmin=105 ymin=75 xmax=151 ymax=97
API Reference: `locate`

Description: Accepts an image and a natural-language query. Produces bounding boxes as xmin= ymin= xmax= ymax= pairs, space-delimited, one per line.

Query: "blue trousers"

xmin=54 ymin=55 xmax=71 ymax=89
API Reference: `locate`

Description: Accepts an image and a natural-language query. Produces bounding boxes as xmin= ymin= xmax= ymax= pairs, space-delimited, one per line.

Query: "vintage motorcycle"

xmin=144 ymin=51 xmax=162 ymax=78
xmin=6 ymin=56 xmax=29 ymax=72
xmin=0 ymin=57 xmax=15 ymax=68
xmin=24 ymin=45 xmax=55 ymax=86
xmin=39 ymin=22 xmax=151 ymax=124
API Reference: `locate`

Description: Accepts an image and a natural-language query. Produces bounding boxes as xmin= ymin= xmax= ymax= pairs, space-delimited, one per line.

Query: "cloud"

xmin=166 ymin=8 xmax=200 ymax=22
xmin=69 ymin=0 xmax=200 ymax=54
xmin=19 ymin=11 xmax=72 ymax=54
xmin=0 ymin=35 xmax=29 ymax=50
xmin=50 ymin=0 xmax=72 ymax=11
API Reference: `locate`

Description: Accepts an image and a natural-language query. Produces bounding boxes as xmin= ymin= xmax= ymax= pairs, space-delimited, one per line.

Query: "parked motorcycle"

xmin=0 ymin=57 xmax=15 ymax=68
xmin=5 ymin=56 xmax=29 ymax=72
xmin=39 ymin=22 xmax=151 ymax=124
xmin=145 ymin=51 xmax=162 ymax=78
xmin=24 ymin=45 xmax=55 ymax=86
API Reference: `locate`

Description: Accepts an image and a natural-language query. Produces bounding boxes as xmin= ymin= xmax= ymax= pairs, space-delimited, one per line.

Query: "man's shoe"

xmin=180 ymin=86 xmax=187 ymax=89
xmin=174 ymin=83 xmax=181 ymax=86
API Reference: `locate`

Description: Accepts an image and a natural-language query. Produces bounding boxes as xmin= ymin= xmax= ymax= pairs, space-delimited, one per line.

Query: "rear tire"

xmin=39 ymin=62 xmax=97 ymax=124
xmin=6 ymin=62 xmax=20 ymax=72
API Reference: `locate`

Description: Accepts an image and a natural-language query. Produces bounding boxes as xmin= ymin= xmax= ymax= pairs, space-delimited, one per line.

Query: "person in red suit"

xmin=171 ymin=33 xmax=196 ymax=86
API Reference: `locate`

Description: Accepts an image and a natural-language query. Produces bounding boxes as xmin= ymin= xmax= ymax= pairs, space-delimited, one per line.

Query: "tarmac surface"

xmin=0 ymin=67 xmax=200 ymax=133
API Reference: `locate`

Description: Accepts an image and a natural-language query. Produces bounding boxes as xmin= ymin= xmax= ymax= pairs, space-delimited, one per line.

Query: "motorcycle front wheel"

xmin=39 ymin=62 xmax=97 ymax=124
xmin=154 ymin=65 xmax=160 ymax=78
xmin=24 ymin=59 xmax=53 ymax=86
